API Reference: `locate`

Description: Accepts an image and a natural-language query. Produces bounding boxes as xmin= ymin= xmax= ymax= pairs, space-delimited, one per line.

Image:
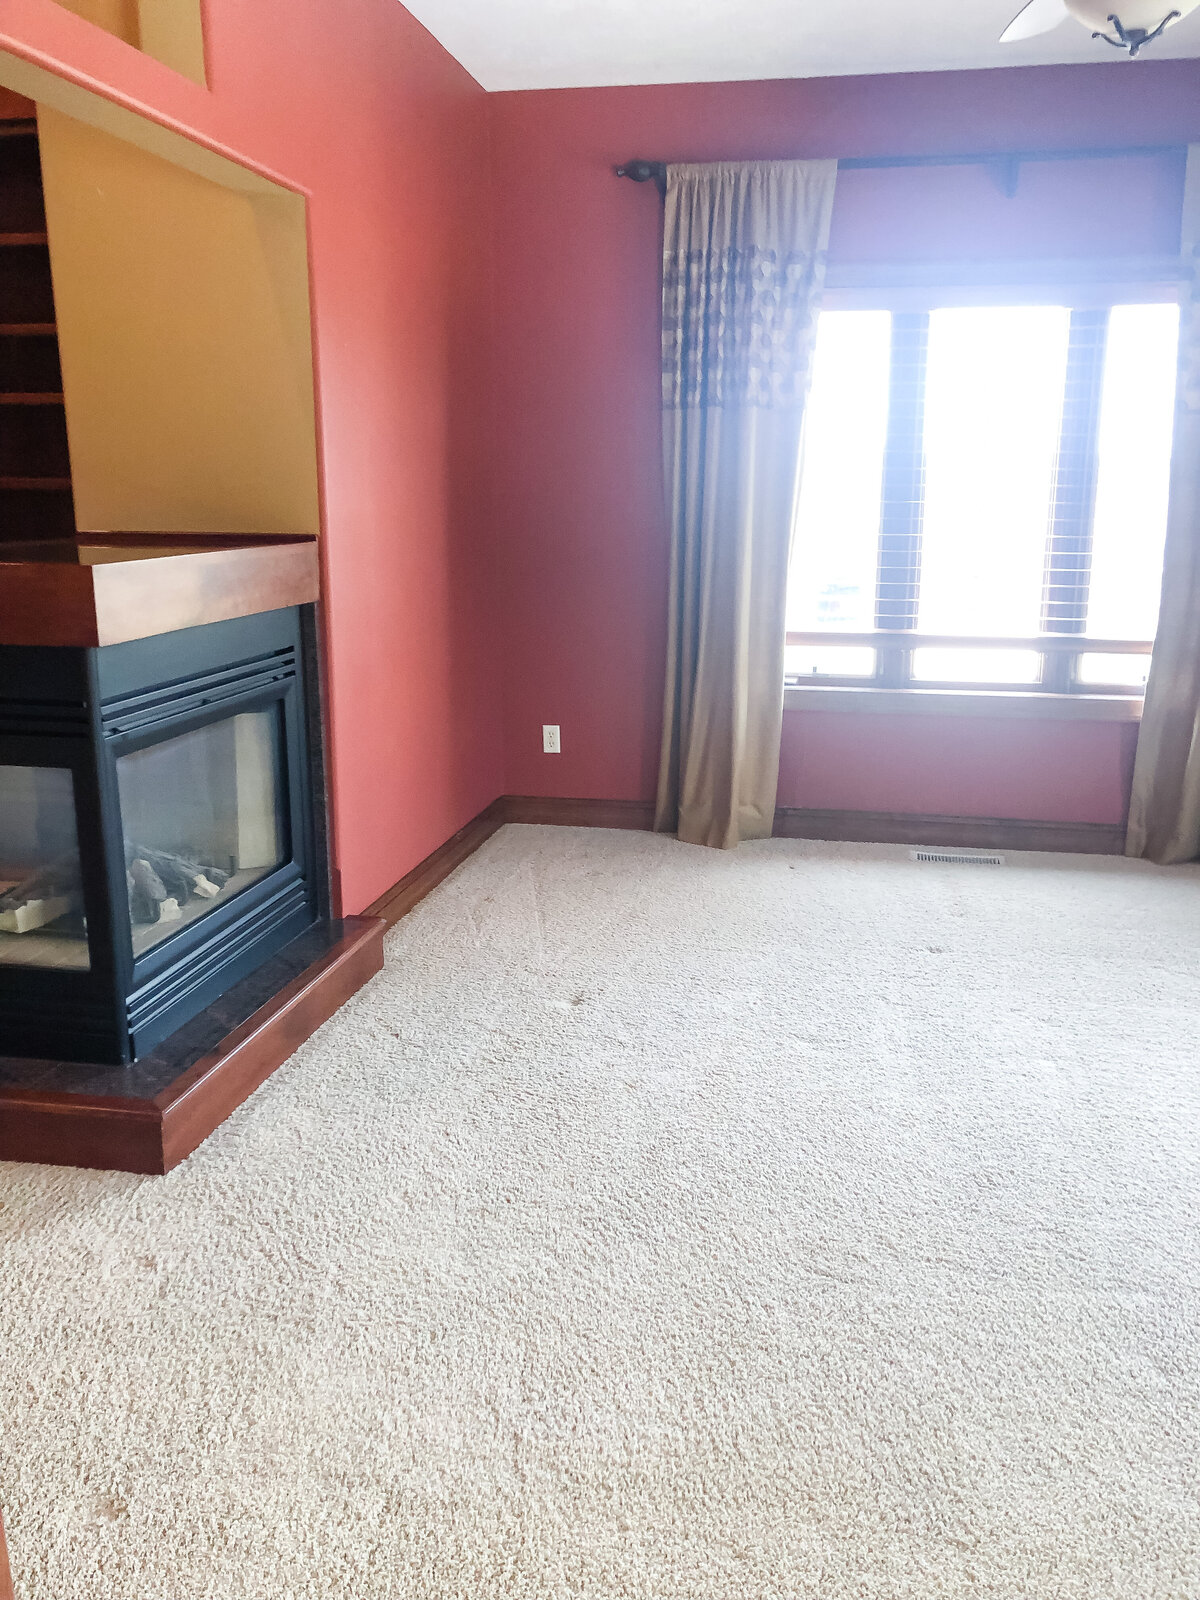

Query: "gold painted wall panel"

xmin=136 ymin=0 xmax=206 ymax=85
xmin=51 ymin=0 xmax=139 ymax=49
xmin=37 ymin=107 xmax=319 ymax=538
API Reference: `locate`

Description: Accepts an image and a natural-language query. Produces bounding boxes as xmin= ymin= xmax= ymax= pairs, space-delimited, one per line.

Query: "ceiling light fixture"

xmin=1001 ymin=0 xmax=1198 ymax=55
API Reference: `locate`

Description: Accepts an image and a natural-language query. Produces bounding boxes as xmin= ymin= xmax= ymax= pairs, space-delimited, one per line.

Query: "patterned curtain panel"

xmin=1127 ymin=145 xmax=1200 ymax=863
xmin=654 ymin=160 xmax=837 ymax=849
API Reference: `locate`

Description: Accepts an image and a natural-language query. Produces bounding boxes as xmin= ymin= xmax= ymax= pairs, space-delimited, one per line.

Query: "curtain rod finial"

xmin=615 ymin=159 xmax=667 ymax=196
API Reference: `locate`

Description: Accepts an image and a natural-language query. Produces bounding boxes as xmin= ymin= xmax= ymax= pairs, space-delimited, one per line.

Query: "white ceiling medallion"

xmin=1002 ymin=0 xmax=1200 ymax=55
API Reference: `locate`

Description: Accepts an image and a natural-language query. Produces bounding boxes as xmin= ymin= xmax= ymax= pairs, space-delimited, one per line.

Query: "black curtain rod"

xmin=615 ymin=144 xmax=1183 ymax=199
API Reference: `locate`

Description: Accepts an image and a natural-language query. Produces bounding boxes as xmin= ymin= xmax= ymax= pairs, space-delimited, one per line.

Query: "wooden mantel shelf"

xmin=0 ymin=534 xmax=319 ymax=647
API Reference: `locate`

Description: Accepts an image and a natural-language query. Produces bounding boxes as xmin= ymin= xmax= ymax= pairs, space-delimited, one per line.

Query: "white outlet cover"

xmin=543 ymin=725 xmax=561 ymax=753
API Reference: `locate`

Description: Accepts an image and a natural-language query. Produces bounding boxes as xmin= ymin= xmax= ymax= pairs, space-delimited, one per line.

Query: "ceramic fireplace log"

xmin=0 ymin=856 xmax=81 ymax=933
xmin=125 ymin=844 xmax=230 ymax=925
xmin=0 ymin=844 xmax=232 ymax=934
xmin=0 ymin=856 xmax=79 ymax=911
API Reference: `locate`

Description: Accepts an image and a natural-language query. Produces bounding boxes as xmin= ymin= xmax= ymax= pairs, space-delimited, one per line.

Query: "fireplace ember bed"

xmin=0 ymin=536 xmax=384 ymax=1171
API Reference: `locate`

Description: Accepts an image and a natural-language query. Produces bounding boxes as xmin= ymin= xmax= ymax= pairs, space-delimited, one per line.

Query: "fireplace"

xmin=0 ymin=602 xmax=323 ymax=1064
xmin=0 ymin=108 xmax=383 ymax=1169
xmin=0 ymin=537 xmax=384 ymax=1175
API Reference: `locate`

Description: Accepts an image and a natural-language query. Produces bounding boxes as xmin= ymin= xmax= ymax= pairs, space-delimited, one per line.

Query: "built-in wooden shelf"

xmin=0 ymin=323 xmax=55 ymax=336
xmin=0 ymin=533 xmax=321 ymax=646
xmin=0 ymin=231 xmax=47 ymax=246
xmin=0 ymin=392 xmax=63 ymax=404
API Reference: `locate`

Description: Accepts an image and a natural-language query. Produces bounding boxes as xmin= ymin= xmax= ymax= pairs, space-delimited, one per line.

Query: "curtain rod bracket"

xmin=615 ymin=160 xmax=667 ymax=198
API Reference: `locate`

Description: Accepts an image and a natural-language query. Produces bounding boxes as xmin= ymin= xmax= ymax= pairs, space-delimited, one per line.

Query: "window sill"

xmin=783 ymin=684 xmax=1143 ymax=721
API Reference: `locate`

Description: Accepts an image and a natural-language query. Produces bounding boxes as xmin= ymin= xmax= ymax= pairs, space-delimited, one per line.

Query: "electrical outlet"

xmin=542 ymin=724 xmax=561 ymax=754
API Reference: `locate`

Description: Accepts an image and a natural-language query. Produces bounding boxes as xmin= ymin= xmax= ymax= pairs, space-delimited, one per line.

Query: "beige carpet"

xmin=1 ymin=825 xmax=1198 ymax=1599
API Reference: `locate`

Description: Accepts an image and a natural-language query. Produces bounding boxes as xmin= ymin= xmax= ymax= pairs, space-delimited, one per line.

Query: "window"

xmin=786 ymin=299 xmax=1180 ymax=697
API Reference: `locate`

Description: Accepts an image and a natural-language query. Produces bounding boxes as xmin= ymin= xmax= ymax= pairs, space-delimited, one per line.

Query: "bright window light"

xmin=787 ymin=310 xmax=891 ymax=640
xmin=916 ymin=306 xmax=1072 ymax=683
xmin=912 ymin=647 xmax=1042 ymax=684
xmin=784 ymin=297 xmax=1177 ymax=698
xmin=1078 ymin=302 xmax=1178 ymax=686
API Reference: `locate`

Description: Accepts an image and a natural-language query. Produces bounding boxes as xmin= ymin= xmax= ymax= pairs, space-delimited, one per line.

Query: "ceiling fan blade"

xmin=999 ymin=0 xmax=1071 ymax=41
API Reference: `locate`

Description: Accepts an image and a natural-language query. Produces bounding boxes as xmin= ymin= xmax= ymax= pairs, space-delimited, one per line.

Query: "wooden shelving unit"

xmin=0 ymin=103 xmax=75 ymax=540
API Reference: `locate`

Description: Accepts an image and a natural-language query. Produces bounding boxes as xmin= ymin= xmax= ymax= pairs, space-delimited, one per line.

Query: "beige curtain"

xmin=1127 ymin=145 xmax=1200 ymax=864
xmin=654 ymin=160 xmax=837 ymax=849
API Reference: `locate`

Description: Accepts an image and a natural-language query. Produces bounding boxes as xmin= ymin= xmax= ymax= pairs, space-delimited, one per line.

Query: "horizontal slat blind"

xmin=874 ymin=311 xmax=927 ymax=632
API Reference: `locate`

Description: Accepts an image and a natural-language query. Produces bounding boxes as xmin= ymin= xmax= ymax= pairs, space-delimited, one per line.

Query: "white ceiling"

xmin=400 ymin=0 xmax=1200 ymax=92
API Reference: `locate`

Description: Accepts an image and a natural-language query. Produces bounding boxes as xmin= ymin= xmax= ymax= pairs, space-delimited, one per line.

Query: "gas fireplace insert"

xmin=1 ymin=606 xmax=322 ymax=1064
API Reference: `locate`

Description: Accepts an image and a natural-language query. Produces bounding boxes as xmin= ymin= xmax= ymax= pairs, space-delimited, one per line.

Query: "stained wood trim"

xmin=157 ymin=916 xmax=384 ymax=1171
xmin=0 ymin=919 xmax=384 ymax=1175
xmin=772 ymin=807 xmax=1126 ymax=855
xmin=0 ymin=1094 xmax=163 ymax=1175
xmin=364 ymin=801 xmax=507 ymax=929
xmin=361 ymin=796 xmax=657 ymax=930
xmin=0 ymin=536 xmax=320 ymax=649
xmin=499 ymin=795 xmax=1123 ymax=853
xmin=0 ymin=1508 xmax=13 ymax=1600
xmin=364 ymin=792 xmax=1125 ymax=946
xmin=503 ymin=795 xmax=658 ymax=830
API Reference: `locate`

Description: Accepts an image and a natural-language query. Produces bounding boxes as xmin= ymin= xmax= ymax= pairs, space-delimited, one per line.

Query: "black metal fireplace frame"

xmin=0 ymin=607 xmax=320 ymax=1064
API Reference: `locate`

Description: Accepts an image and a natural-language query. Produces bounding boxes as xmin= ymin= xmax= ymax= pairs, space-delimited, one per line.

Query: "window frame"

xmin=785 ymin=265 xmax=1180 ymax=711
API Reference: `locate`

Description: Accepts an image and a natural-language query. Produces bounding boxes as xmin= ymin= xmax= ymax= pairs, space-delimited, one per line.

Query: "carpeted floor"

xmin=1 ymin=825 xmax=1198 ymax=1599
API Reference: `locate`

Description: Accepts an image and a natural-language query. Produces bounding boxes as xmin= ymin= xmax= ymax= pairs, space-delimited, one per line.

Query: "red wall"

xmin=2 ymin=10 xmax=1197 ymax=880
xmin=487 ymin=64 xmax=1200 ymax=823
xmin=0 ymin=0 xmax=503 ymax=912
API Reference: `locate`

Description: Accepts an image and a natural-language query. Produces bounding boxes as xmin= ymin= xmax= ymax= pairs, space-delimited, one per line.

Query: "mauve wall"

xmin=0 ymin=0 xmax=502 ymax=912
xmin=486 ymin=63 xmax=1200 ymax=823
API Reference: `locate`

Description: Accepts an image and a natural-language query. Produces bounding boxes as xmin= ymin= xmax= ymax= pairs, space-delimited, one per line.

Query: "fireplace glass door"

xmin=116 ymin=708 xmax=287 ymax=957
xmin=0 ymin=763 xmax=90 ymax=970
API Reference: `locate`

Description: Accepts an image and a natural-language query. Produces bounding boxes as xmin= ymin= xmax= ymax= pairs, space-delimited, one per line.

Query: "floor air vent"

xmin=911 ymin=849 xmax=1005 ymax=866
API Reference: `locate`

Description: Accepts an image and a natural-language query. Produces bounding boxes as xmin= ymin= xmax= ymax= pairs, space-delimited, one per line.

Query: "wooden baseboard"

xmin=0 ymin=917 xmax=384 ymax=1175
xmin=364 ymin=800 xmax=507 ymax=929
xmin=503 ymin=795 xmax=657 ymax=831
xmin=362 ymin=793 xmax=1126 ymax=947
xmin=0 ymin=1509 xmax=12 ymax=1600
xmin=157 ymin=918 xmax=384 ymax=1170
xmin=496 ymin=796 xmax=1124 ymax=855
xmin=772 ymin=807 xmax=1127 ymax=855
xmin=362 ymin=796 xmax=657 ymax=930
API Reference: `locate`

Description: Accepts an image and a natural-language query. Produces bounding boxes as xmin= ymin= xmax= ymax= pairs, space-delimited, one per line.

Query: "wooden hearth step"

xmin=0 ymin=323 xmax=55 ymax=336
xmin=0 ymin=231 xmax=46 ymax=247
xmin=0 ymin=916 xmax=386 ymax=1174
xmin=0 ymin=392 xmax=63 ymax=404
